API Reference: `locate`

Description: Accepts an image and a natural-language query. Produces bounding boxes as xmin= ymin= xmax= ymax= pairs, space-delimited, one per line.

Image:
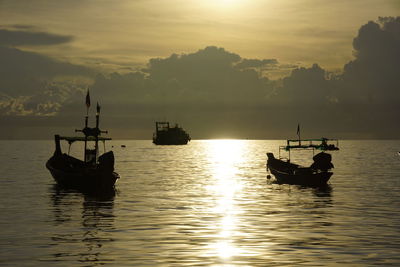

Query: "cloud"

xmin=333 ymin=16 xmax=400 ymax=137
xmin=269 ymin=17 xmax=400 ymax=138
xmin=0 ymin=44 xmax=278 ymax=130
xmin=0 ymin=28 xmax=93 ymax=116
xmin=0 ymin=94 xmax=33 ymax=116
xmin=1 ymin=17 xmax=400 ymax=138
xmin=0 ymin=28 xmax=91 ymax=97
xmin=0 ymin=79 xmax=92 ymax=117
xmin=341 ymin=17 xmax=400 ymax=105
xmin=143 ymin=46 xmax=273 ymax=105
xmin=0 ymin=45 xmax=93 ymax=94
xmin=0 ymin=27 xmax=73 ymax=47
xmin=86 ymin=46 xmax=276 ymax=119
xmin=73 ymin=46 xmax=278 ymax=138
xmin=235 ymin=58 xmax=278 ymax=69
xmin=274 ymin=63 xmax=334 ymax=106
xmin=5 ymin=24 xmax=39 ymax=31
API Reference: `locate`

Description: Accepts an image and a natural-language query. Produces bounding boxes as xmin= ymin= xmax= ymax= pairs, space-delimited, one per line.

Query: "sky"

xmin=0 ymin=0 xmax=399 ymax=139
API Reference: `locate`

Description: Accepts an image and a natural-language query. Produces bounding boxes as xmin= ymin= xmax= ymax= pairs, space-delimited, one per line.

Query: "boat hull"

xmin=268 ymin=166 xmax=332 ymax=186
xmin=46 ymin=152 xmax=119 ymax=191
xmin=153 ymin=138 xmax=189 ymax=145
xmin=267 ymin=153 xmax=333 ymax=186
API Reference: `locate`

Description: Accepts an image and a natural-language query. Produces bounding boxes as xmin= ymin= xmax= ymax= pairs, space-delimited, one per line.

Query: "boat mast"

xmin=297 ymin=123 xmax=301 ymax=146
xmin=95 ymin=102 xmax=100 ymax=162
xmin=84 ymin=90 xmax=90 ymax=163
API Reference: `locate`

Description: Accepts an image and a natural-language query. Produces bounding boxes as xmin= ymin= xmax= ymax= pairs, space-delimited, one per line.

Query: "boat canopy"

xmin=283 ymin=138 xmax=339 ymax=151
xmin=60 ymin=136 xmax=112 ymax=144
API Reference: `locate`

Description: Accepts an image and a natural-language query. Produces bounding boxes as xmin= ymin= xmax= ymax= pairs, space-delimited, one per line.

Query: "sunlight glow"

xmin=213 ymin=240 xmax=237 ymax=259
xmin=200 ymin=0 xmax=245 ymax=11
xmin=206 ymin=140 xmax=245 ymax=208
xmin=203 ymin=140 xmax=247 ymax=260
xmin=219 ymin=0 xmax=240 ymax=6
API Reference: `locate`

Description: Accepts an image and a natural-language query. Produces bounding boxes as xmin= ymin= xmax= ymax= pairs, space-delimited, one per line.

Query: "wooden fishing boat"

xmin=46 ymin=91 xmax=119 ymax=191
xmin=267 ymin=136 xmax=339 ymax=187
xmin=153 ymin=121 xmax=190 ymax=145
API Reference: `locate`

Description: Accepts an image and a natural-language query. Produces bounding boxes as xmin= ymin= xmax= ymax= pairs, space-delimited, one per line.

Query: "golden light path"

xmin=202 ymin=140 xmax=248 ymax=262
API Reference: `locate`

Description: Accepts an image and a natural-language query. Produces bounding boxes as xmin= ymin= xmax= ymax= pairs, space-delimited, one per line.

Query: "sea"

xmin=0 ymin=140 xmax=399 ymax=266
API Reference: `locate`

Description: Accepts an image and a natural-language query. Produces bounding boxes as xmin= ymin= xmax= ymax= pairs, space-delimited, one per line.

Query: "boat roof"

xmin=60 ymin=136 xmax=112 ymax=143
xmin=283 ymin=138 xmax=339 ymax=151
xmin=287 ymin=138 xmax=338 ymax=143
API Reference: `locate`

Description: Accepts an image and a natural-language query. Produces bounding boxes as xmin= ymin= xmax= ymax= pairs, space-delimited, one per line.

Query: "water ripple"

xmin=0 ymin=140 xmax=399 ymax=266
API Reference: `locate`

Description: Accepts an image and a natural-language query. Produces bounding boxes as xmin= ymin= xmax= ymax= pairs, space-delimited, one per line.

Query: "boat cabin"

xmin=153 ymin=121 xmax=191 ymax=145
xmin=56 ymin=135 xmax=112 ymax=165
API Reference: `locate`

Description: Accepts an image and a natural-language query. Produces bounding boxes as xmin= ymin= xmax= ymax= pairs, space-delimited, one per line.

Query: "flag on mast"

xmin=297 ymin=123 xmax=301 ymax=142
xmin=86 ymin=90 xmax=91 ymax=108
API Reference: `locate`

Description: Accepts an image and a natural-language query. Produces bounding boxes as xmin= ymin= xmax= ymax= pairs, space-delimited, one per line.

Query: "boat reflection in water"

xmin=48 ymin=186 xmax=115 ymax=264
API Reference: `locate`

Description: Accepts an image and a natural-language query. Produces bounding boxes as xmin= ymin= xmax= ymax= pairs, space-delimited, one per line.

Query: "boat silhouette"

xmin=152 ymin=121 xmax=190 ymax=145
xmin=46 ymin=91 xmax=119 ymax=191
xmin=267 ymin=126 xmax=339 ymax=186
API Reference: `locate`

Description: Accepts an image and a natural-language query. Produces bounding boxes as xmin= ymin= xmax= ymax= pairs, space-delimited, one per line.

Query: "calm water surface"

xmin=0 ymin=140 xmax=400 ymax=266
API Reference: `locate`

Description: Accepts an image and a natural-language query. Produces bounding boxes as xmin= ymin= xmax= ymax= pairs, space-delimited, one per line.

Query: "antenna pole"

xmin=297 ymin=123 xmax=301 ymax=146
xmin=84 ymin=90 xmax=91 ymax=163
xmin=299 ymin=128 xmax=301 ymax=146
xmin=95 ymin=102 xmax=100 ymax=163
xmin=84 ymin=108 xmax=89 ymax=163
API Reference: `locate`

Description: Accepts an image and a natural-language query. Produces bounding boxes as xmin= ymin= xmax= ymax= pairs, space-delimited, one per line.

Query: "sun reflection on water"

xmin=203 ymin=140 xmax=246 ymax=261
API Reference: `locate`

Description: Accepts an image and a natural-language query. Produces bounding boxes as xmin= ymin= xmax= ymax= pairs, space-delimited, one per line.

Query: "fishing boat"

xmin=153 ymin=121 xmax=191 ymax=145
xmin=266 ymin=127 xmax=339 ymax=186
xmin=46 ymin=91 xmax=119 ymax=191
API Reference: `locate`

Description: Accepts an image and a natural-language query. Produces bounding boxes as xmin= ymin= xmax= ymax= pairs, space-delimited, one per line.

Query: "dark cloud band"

xmin=0 ymin=28 xmax=73 ymax=47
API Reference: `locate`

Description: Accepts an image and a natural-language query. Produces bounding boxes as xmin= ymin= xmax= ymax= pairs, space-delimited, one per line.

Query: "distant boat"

xmin=267 ymin=136 xmax=339 ymax=187
xmin=153 ymin=121 xmax=191 ymax=145
xmin=121 ymin=145 xmax=126 ymax=148
xmin=46 ymin=91 xmax=119 ymax=191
